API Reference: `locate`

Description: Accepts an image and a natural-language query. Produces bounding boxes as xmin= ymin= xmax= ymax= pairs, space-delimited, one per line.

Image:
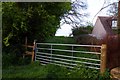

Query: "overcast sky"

xmin=55 ymin=0 xmax=118 ymax=36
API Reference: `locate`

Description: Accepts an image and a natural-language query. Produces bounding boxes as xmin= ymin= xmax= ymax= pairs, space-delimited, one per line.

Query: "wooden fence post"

xmin=100 ymin=44 xmax=107 ymax=75
xmin=32 ymin=40 xmax=36 ymax=62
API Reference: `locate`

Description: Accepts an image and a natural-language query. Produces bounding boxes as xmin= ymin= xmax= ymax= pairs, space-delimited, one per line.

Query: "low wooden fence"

xmin=35 ymin=43 xmax=107 ymax=74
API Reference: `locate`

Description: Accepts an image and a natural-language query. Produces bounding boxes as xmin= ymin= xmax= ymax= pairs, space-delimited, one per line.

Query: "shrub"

xmin=2 ymin=53 xmax=16 ymax=67
xmin=2 ymin=52 xmax=31 ymax=68
xmin=74 ymin=34 xmax=102 ymax=45
xmin=45 ymin=36 xmax=76 ymax=44
xmin=72 ymin=26 xmax=93 ymax=37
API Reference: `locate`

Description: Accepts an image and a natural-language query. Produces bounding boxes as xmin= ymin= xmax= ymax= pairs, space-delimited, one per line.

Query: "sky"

xmin=55 ymin=0 xmax=118 ymax=36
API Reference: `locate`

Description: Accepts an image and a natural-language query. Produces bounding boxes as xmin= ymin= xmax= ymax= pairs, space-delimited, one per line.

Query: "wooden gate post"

xmin=100 ymin=44 xmax=107 ymax=75
xmin=32 ymin=40 xmax=36 ymax=62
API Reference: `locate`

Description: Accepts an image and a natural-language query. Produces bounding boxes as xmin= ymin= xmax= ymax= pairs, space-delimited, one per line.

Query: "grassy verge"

xmin=2 ymin=62 xmax=110 ymax=79
xmin=2 ymin=62 xmax=68 ymax=78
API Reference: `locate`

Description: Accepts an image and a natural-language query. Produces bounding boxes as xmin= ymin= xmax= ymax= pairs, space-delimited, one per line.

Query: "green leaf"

xmin=3 ymin=33 xmax=13 ymax=46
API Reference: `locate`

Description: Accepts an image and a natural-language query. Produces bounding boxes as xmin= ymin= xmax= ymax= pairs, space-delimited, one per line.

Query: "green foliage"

xmin=2 ymin=62 xmax=110 ymax=79
xmin=2 ymin=63 xmax=68 ymax=78
xmin=71 ymin=25 xmax=94 ymax=44
xmin=45 ymin=36 xmax=76 ymax=44
xmin=2 ymin=52 xmax=16 ymax=67
xmin=2 ymin=52 xmax=32 ymax=68
xmin=68 ymin=66 xmax=99 ymax=79
xmin=2 ymin=2 xmax=71 ymax=62
xmin=72 ymin=26 xmax=93 ymax=36
xmin=2 ymin=2 xmax=71 ymax=53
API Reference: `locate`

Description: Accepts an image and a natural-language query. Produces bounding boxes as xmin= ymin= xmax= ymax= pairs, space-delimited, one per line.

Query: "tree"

xmin=72 ymin=25 xmax=93 ymax=37
xmin=61 ymin=0 xmax=88 ymax=28
xmin=107 ymin=2 xmax=118 ymax=16
xmin=2 ymin=2 xmax=71 ymax=53
xmin=2 ymin=2 xmax=71 ymax=46
xmin=2 ymin=1 xmax=88 ymax=53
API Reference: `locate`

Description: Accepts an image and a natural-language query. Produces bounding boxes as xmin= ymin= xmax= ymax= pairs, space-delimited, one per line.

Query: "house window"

xmin=112 ymin=20 xmax=117 ymax=29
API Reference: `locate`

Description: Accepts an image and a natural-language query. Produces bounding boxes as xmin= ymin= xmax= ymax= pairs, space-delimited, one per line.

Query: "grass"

xmin=2 ymin=62 xmax=110 ymax=79
xmin=3 ymin=62 xmax=54 ymax=78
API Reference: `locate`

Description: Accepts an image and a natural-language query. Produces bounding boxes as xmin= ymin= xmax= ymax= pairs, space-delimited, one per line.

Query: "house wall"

xmin=92 ymin=18 xmax=107 ymax=39
xmin=91 ymin=16 xmax=120 ymax=69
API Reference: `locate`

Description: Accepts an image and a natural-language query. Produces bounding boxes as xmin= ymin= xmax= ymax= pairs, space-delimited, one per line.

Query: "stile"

xmin=23 ymin=38 xmax=36 ymax=62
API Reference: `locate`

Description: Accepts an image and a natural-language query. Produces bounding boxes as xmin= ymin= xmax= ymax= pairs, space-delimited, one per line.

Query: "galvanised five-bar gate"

xmin=35 ymin=43 xmax=107 ymax=74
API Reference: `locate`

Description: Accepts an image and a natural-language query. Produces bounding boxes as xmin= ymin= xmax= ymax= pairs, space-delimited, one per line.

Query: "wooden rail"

xmin=23 ymin=37 xmax=36 ymax=62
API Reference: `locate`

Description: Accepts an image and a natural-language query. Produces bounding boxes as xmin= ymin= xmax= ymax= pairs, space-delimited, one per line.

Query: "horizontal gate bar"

xmin=39 ymin=60 xmax=74 ymax=68
xmin=37 ymin=48 xmax=101 ymax=55
xmin=36 ymin=52 xmax=100 ymax=62
xmin=36 ymin=55 xmax=100 ymax=66
xmin=36 ymin=57 xmax=77 ymax=66
xmin=50 ymin=63 xmax=74 ymax=68
xmin=36 ymin=43 xmax=101 ymax=48
xmin=85 ymin=66 xmax=100 ymax=70
xmin=36 ymin=57 xmax=100 ymax=70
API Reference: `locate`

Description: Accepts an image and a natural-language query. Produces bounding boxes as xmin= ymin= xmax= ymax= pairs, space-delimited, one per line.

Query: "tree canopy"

xmin=62 ymin=0 xmax=88 ymax=28
xmin=2 ymin=2 xmax=71 ymax=48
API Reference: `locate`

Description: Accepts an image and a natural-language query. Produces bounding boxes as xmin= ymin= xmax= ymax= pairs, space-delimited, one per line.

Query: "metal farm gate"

xmin=35 ymin=43 xmax=107 ymax=74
